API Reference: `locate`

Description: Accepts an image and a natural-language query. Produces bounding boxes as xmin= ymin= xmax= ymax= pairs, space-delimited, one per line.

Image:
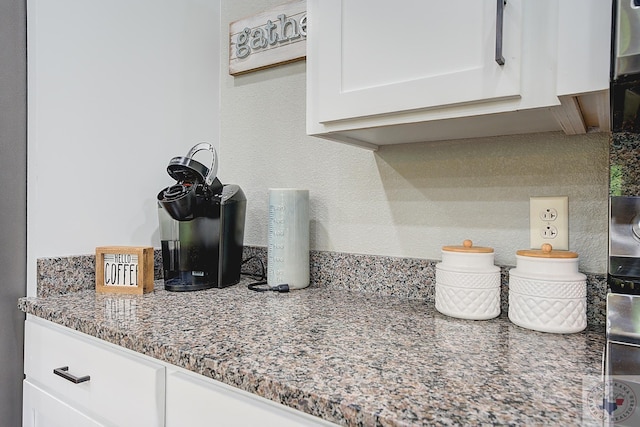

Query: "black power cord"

xmin=240 ymin=256 xmax=266 ymax=281
xmin=247 ymin=282 xmax=290 ymax=293
xmin=241 ymin=256 xmax=289 ymax=293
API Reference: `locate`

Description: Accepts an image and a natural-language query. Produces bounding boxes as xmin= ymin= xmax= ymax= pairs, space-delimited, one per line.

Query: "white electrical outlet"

xmin=529 ymin=196 xmax=569 ymax=250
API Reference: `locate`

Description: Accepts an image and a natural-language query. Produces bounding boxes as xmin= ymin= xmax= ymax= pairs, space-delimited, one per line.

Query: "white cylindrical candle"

xmin=267 ymin=189 xmax=309 ymax=290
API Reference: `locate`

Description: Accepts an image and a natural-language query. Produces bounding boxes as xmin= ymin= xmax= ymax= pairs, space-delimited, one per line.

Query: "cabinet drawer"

xmin=24 ymin=318 xmax=165 ymax=427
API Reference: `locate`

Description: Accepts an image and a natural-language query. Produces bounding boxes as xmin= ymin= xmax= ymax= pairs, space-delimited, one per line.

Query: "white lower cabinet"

xmin=23 ymin=380 xmax=102 ymax=427
xmin=24 ymin=317 xmax=338 ymax=427
xmin=166 ymin=370 xmax=336 ymax=427
xmin=23 ymin=317 xmax=166 ymax=427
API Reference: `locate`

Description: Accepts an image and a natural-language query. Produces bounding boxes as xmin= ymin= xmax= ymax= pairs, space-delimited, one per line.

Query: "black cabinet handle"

xmin=495 ymin=0 xmax=506 ymax=65
xmin=53 ymin=366 xmax=91 ymax=384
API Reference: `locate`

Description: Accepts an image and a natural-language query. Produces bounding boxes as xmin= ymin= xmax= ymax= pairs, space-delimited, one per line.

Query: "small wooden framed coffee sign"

xmin=95 ymin=246 xmax=154 ymax=295
xmin=229 ymin=0 xmax=306 ymax=75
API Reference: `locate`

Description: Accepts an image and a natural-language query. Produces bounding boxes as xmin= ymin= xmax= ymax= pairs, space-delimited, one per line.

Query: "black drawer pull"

xmin=495 ymin=0 xmax=506 ymax=65
xmin=53 ymin=366 xmax=90 ymax=384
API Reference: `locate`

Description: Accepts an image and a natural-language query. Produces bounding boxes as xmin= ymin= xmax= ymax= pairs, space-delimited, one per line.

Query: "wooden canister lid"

xmin=516 ymin=243 xmax=578 ymax=258
xmin=442 ymin=240 xmax=494 ymax=253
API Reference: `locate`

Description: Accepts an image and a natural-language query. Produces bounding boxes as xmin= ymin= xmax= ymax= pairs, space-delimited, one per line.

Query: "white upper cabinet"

xmin=315 ymin=0 xmax=523 ymax=122
xmin=307 ymin=0 xmax=612 ymax=150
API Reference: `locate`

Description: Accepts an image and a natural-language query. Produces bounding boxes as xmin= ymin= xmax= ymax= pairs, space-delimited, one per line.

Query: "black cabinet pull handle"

xmin=53 ymin=366 xmax=90 ymax=384
xmin=495 ymin=0 xmax=506 ymax=65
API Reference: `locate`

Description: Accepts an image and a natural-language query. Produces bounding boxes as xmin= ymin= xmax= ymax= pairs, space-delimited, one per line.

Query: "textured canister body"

xmin=267 ymin=189 xmax=309 ymax=290
xmin=435 ymin=241 xmax=501 ymax=320
xmin=508 ymin=247 xmax=586 ymax=334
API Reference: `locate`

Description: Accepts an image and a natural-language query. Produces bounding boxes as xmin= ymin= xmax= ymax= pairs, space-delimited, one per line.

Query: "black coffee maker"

xmin=157 ymin=143 xmax=246 ymax=291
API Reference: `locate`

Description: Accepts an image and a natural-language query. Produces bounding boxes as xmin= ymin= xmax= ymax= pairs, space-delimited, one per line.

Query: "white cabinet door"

xmin=23 ymin=380 xmax=102 ymax=427
xmin=166 ymin=371 xmax=338 ymax=427
xmin=311 ymin=0 xmax=522 ymax=123
xmin=556 ymin=0 xmax=611 ymax=97
xmin=24 ymin=318 xmax=165 ymax=427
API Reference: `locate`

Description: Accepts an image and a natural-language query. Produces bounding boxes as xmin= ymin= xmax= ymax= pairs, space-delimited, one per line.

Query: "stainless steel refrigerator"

xmin=0 ymin=0 xmax=27 ymax=425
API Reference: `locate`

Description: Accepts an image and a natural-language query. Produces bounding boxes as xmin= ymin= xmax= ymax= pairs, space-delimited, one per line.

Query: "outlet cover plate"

xmin=529 ymin=196 xmax=569 ymax=250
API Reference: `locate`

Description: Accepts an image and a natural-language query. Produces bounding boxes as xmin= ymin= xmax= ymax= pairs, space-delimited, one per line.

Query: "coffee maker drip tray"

xmin=164 ymin=275 xmax=214 ymax=292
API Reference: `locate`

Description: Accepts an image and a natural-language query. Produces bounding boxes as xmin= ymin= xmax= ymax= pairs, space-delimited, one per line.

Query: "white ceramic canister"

xmin=508 ymin=243 xmax=586 ymax=333
xmin=267 ymin=188 xmax=310 ymax=290
xmin=435 ymin=240 xmax=501 ymax=320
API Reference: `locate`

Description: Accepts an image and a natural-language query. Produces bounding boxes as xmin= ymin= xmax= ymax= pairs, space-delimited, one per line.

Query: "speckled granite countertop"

xmin=19 ymin=278 xmax=605 ymax=426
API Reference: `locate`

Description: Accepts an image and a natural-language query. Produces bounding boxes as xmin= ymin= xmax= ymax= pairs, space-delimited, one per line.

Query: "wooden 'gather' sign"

xmin=95 ymin=246 xmax=154 ymax=295
xmin=229 ymin=0 xmax=306 ymax=75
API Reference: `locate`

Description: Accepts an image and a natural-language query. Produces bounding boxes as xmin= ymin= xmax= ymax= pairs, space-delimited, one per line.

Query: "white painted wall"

xmin=27 ymin=0 xmax=610 ymax=298
xmin=27 ymin=0 xmax=221 ymax=295
xmin=220 ymin=0 xmax=609 ymax=274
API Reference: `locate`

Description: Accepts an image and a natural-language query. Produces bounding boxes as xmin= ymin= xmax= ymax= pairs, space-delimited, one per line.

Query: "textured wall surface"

xmin=220 ymin=0 xmax=609 ymax=274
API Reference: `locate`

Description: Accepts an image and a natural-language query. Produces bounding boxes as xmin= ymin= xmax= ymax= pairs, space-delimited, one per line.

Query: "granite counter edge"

xmin=17 ymin=296 xmax=385 ymax=427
